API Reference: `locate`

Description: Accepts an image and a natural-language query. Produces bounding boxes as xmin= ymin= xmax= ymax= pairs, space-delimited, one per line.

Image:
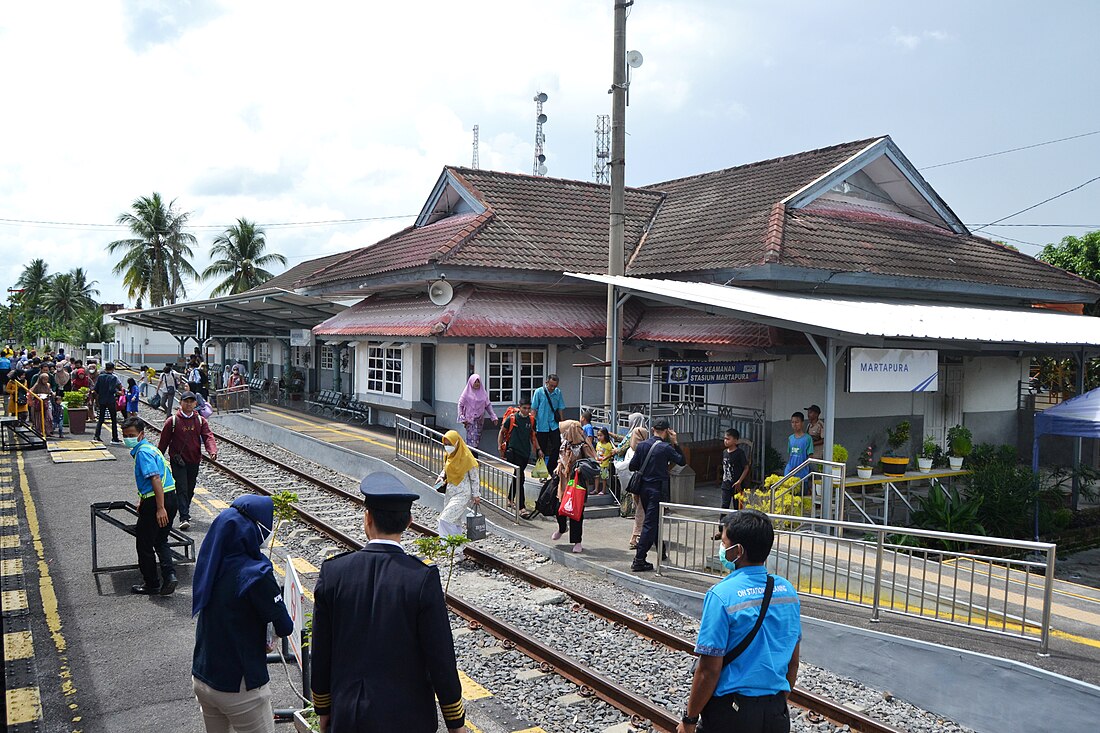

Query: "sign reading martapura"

xmin=849 ymin=348 xmax=938 ymax=392
xmin=666 ymin=361 xmax=761 ymax=385
xmin=290 ymin=329 xmax=312 ymax=347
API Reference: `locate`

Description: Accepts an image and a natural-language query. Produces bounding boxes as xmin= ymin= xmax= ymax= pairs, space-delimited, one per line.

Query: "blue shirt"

xmin=695 ymin=566 xmax=801 ymax=696
xmin=628 ymin=436 xmax=686 ymax=489
xmin=785 ymin=433 xmax=814 ymax=479
xmin=126 ymin=385 xmax=140 ymax=412
xmin=531 ymin=385 xmax=565 ymax=432
xmin=130 ymin=439 xmax=176 ymax=498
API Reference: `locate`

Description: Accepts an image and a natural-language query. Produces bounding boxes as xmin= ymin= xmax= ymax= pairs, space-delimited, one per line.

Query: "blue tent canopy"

xmin=1034 ymin=386 xmax=1100 ymax=440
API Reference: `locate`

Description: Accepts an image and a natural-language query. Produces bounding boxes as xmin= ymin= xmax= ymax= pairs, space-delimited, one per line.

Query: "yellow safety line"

xmin=459 ymin=669 xmax=493 ymax=700
xmin=254 ymin=407 xmax=395 ymax=449
xmin=950 ymin=557 xmax=1100 ymax=605
xmin=17 ymin=451 xmax=81 ymax=729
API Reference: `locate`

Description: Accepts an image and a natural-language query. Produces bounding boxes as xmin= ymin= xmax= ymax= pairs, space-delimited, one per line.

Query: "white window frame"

xmin=660 ymin=381 xmax=706 ymax=405
xmin=255 ymin=341 xmax=270 ymax=364
xmin=487 ymin=347 xmax=546 ymax=404
xmin=320 ymin=345 xmax=334 ymax=370
xmin=366 ymin=343 xmax=402 ymax=396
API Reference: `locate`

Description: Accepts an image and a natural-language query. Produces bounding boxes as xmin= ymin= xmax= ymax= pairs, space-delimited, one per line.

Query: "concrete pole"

xmin=823 ymin=338 xmax=838 ymax=522
xmin=1072 ymin=348 xmax=1085 ymax=510
xmin=604 ymin=0 xmax=627 ymax=419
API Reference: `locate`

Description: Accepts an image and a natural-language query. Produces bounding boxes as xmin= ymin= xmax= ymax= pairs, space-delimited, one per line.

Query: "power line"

xmin=962 ymin=223 xmax=1100 ymax=228
xmin=921 ymin=130 xmax=1100 ymax=170
xmin=971 ymin=175 xmax=1100 ymax=232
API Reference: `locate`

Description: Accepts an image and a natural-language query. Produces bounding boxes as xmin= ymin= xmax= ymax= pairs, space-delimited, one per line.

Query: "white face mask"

xmin=443 ymin=444 xmax=456 ymax=455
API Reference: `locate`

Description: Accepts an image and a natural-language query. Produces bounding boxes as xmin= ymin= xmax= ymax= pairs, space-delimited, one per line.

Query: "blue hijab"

xmin=192 ymin=495 xmax=275 ymax=617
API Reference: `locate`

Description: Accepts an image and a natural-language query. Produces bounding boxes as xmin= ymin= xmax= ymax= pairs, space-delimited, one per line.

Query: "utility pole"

xmin=604 ymin=0 xmax=629 ymax=423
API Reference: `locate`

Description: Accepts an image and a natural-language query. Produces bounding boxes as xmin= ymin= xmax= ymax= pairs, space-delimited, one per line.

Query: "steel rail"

xmin=137 ymin=406 xmax=902 ymax=733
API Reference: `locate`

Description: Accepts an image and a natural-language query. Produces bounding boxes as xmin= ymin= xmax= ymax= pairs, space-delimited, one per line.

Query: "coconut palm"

xmin=41 ymin=273 xmax=83 ymax=324
xmin=73 ymin=306 xmax=113 ymax=345
xmin=69 ymin=268 xmax=100 ymax=310
xmin=15 ymin=259 xmax=50 ymax=311
xmin=108 ymin=193 xmax=199 ymax=307
xmin=202 ymin=219 xmax=287 ymax=296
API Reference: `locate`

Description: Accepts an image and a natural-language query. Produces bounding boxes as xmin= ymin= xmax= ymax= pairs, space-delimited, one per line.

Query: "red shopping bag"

xmin=557 ymin=470 xmax=586 ymax=521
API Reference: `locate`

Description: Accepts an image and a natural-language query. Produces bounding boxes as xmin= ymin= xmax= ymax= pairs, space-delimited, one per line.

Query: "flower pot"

xmin=829 ymin=465 xmax=844 ymax=479
xmin=949 ymin=456 xmax=964 ymax=470
xmin=292 ymin=710 xmax=315 ymax=732
xmin=917 ymin=457 xmax=933 ymax=473
xmin=880 ymin=456 xmax=909 ymax=477
xmin=856 ymin=466 xmax=873 ymax=479
xmin=67 ymin=407 xmax=88 ymax=435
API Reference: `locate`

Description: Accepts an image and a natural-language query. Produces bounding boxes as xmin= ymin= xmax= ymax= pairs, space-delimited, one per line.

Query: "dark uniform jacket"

xmin=311 ymin=543 xmax=465 ymax=732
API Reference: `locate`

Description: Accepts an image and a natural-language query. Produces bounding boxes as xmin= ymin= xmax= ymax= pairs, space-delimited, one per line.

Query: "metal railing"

xmin=741 ymin=458 xmax=848 ymax=522
xmin=214 ymin=386 xmax=251 ymax=415
xmin=394 ymin=415 xmax=521 ymax=523
xmin=25 ymin=389 xmax=52 ymax=438
xmin=656 ymin=502 xmax=1058 ymax=655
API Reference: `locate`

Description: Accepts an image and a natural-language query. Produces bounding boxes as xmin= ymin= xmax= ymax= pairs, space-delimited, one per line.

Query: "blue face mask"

xmin=717 ymin=543 xmax=741 ymax=573
xmin=123 ymin=436 xmax=140 ymax=449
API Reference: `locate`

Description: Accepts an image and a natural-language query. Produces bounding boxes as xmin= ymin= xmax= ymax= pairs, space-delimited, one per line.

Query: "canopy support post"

xmin=823 ymin=338 xmax=839 ymax=525
xmin=1033 ymin=436 xmax=1041 ymax=543
xmin=609 ymin=286 xmax=619 ymax=430
xmin=1072 ymin=348 xmax=1085 ymax=511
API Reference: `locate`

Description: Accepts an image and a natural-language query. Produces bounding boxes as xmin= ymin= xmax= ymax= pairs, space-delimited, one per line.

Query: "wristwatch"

xmin=681 ymin=711 xmax=699 ymax=725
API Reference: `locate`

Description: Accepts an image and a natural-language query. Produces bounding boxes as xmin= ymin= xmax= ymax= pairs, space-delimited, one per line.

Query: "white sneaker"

xmin=179 ymin=520 xmax=191 ymax=531
xmin=551 ymin=531 xmax=562 ymax=541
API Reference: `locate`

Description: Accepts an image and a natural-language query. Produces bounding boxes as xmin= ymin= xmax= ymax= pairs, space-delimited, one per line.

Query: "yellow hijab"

xmin=443 ymin=429 xmax=479 ymax=486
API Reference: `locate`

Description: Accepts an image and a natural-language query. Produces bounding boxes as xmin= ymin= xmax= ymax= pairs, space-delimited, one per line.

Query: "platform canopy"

xmin=112 ymin=288 xmax=349 ymax=339
xmin=568 ymin=273 xmax=1100 ymax=350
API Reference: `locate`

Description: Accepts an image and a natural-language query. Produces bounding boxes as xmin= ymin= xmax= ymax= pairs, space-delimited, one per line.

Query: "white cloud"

xmin=889 ymin=26 xmax=954 ymax=50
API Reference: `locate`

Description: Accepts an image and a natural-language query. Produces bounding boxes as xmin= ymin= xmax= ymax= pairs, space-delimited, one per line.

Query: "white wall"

xmin=111 ymin=320 xmax=181 ymax=365
xmin=962 ymin=356 xmax=1027 ymax=413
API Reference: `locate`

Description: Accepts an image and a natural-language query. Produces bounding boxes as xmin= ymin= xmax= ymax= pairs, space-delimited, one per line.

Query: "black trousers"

xmin=536 ymin=429 xmax=561 ymax=476
xmin=700 ymin=692 xmax=790 ymax=733
xmin=170 ymin=458 xmax=200 ymax=522
xmin=95 ymin=402 xmax=118 ymax=441
xmin=505 ymin=449 xmax=530 ymax=506
xmin=634 ymin=485 xmax=663 ymax=562
xmin=135 ymin=491 xmax=178 ymax=588
xmin=720 ymin=480 xmax=737 ymax=510
xmin=556 ymin=512 xmax=583 ymax=543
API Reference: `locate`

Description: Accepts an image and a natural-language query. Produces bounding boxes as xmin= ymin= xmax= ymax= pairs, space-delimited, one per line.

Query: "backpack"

xmin=534 ymin=474 xmax=560 ymax=518
xmin=500 ymin=407 xmax=535 ymax=447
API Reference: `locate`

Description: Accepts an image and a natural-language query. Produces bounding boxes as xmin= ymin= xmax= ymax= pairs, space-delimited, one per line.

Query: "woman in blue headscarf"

xmin=191 ymin=495 xmax=294 ymax=733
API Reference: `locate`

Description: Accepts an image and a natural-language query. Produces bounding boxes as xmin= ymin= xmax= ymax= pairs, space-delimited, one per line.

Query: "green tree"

xmin=1037 ymin=230 xmax=1100 ymax=285
xmin=69 ymin=267 xmax=100 ymax=310
xmin=15 ymin=259 xmax=50 ymax=311
xmin=42 ymin=272 xmax=83 ymax=324
xmin=108 ymin=193 xmax=199 ymax=307
xmin=202 ymin=219 xmax=287 ymax=296
xmin=72 ymin=307 xmax=114 ymax=345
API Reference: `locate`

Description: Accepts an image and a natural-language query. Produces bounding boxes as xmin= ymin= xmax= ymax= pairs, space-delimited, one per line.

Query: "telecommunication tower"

xmin=472 ymin=125 xmax=480 ymax=170
xmin=532 ymin=92 xmax=548 ymax=176
xmin=593 ymin=114 xmax=611 ymax=184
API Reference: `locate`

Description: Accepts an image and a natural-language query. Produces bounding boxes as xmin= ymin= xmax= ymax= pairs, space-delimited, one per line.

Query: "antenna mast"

xmin=593 ymin=114 xmax=611 ymax=184
xmin=472 ymin=125 xmax=480 ymax=169
xmin=532 ymin=92 xmax=548 ymax=176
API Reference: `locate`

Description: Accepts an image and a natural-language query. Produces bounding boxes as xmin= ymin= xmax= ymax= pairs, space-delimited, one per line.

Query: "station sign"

xmin=290 ymin=329 xmax=313 ymax=347
xmin=283 ymin=557 xmax=306 ymax=668
xmin=849 ymin=348 xmax=938 ymax=392
xmin=666 ymin=361 xmax=761 ymax=384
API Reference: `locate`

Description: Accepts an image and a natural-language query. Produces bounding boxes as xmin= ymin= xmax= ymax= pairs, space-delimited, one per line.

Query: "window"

xmin=366 ymin=344 xmax=402 ymax=396
xmin=487 ymin=347 xmax=546 ymax=404
xmin=291 ymin=346 xmax=309 ymax=368
xmin=320 ymin=345 xmax=334 ymax=370
xmin=255 ymin=341 xmax=270 ymax=364
xmin=225 ymin=342 xmax=247 ymax=362
xmin=660 ymin=381 xmax=706 ymax=405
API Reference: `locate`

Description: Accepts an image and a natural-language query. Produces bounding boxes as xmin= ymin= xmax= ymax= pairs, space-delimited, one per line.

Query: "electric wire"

xmin=971 ymin=175 xmax=1100 ymax=233
xmin=921 ymin=130 xmax=1100 ymax=170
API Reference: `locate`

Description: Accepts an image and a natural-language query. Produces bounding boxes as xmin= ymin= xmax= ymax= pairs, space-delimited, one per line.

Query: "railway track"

xmin=137 ymin=403 xmax=903 ymax=733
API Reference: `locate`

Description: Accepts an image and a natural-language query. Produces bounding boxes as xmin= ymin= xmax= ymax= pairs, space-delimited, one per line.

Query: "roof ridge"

xmin=447 ymin=165 xmax=662 ymax=197
xmin=763 ymin=202 xmax=787 ymax=264
xmin=433 ymin=210 xmax=495 ymax=264
xmin=643 ymin=136 xmax=886 ymax=190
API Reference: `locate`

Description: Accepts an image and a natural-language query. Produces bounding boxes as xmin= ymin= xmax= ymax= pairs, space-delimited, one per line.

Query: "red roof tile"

xmin=628 ymin=307 xmax=778 ymax=347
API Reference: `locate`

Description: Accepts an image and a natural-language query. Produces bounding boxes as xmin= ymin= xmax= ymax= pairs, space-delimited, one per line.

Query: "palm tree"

xmin=73 ymin=307 xmax=114 ymax=345
xmin=108 ymin=193 xmax=199 ymax=307
xmin=41 ymin=273 xmax=82 ymax=324
xmin=69 ymin=268 xmax=100 ymax=310
xmin=15 ymin=259 xmax=50 ymax=310
xmin=202 ymin=219 xmax=287 ymax=296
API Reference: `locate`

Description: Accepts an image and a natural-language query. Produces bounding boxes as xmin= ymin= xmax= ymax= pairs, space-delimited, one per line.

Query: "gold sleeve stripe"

xmin=441 ymin=701 xmax=465 ymax=714
xmin=312 ymin=692 xmax=332 ymax=705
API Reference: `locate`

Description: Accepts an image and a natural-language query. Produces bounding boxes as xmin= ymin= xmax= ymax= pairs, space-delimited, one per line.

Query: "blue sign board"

xmin=666 ymin=361 xmax=761 ymax=385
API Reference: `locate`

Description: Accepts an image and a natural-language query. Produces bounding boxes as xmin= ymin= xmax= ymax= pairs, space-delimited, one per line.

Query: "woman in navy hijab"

xmin=191 ymin=495 xmax=294 ymax=732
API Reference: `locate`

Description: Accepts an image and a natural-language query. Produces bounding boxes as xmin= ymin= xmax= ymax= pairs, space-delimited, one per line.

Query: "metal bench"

xmin=90 ymin=501 xmax=196 ymax=573
xmin=334 ymin=398 xmax=371 ymax=425
xmin=305 ymin=390 xmax=344 ymax=416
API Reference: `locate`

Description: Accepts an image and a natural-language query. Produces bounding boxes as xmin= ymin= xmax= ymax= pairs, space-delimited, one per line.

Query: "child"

xmin=580 ymin=411 xmax=596 ymax=447
xmin=126 ymin=377 xmax=141 ymax=417
xmin=594 ymin=427 xmax=614 ymax=495
xmin=720 ymin=428 xmax=750 ymax=509
xmin=784 ymin=411 xmax=814 ymax=490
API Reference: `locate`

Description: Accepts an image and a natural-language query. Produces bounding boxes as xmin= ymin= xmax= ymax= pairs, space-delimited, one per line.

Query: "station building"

xmin=113 ymin=135 xmax=1100 ymax=467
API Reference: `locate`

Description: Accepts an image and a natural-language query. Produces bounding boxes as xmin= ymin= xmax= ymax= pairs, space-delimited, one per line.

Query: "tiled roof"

xmin=627 ymin=137 xmax=881 ymax=275
xmin=252 ymin=251 xmax=355 ymax=292
xmin=313 ymin=286 xmax=641 ymax=340
xmin=628 ymin=307 xmax=779 ymax=347
xmin=782 ymin=202 xmax=1100 ymax=295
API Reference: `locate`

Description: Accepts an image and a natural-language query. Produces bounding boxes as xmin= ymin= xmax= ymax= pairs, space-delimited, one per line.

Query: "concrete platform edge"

xmin=219 ymin=412 xmax=1100 ymax=733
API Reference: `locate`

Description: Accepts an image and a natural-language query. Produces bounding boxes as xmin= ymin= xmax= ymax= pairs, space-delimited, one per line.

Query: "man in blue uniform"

xmin=311 ymin=473 xmax=468 ymax=733
xmin=121 ymin=416 xmax=179 ymax=596
xmin=677 ymin=510 xmax=801 ymax=733
xmin=629 ymin=418 xmax=685 ymax=572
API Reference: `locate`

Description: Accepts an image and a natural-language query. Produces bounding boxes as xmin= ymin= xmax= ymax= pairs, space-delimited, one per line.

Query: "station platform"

xmin=233 ymin=404 xmax=1100 ymax=689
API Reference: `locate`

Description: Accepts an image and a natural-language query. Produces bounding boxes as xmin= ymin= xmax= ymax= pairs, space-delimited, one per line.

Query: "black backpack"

xmin=534 ymin=475 xmax=560 ymax=518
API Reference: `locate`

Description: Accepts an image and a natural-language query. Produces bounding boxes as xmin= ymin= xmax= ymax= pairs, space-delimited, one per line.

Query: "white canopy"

xmin=568 ymin=273 xmax=1100 ymax=349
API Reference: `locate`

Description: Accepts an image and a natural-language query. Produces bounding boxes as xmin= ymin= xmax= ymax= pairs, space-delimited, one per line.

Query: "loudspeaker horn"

xmin=428 ymin=279 xmax=454 ymax=306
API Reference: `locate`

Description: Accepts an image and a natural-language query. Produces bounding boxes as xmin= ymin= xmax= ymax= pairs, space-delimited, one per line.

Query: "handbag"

xmin=531 ymin=456 xmax=549 ymax=479
xmin=558 ymin=470 xmax=586 ymax=521
xmin=465 ymin=505 xmax=487 ymax=541
xmin=198 ymin=402 xmax=213 ymax=418
xmin=626 ymin=440 xmax=659 ymax=495
xmin=149 ymin=394 xmax=161 ymax=409
xmin=117 ymin=394 xmax=127 ymax=410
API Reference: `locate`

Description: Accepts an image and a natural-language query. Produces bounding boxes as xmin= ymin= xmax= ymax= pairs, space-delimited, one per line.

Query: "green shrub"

xmin=921 ymin=435 xmax=938 ymax=459
xmin=966 ymin=443 xmax=1019 ymax=470
xmin=832 ymin=444 xmax=848 ymax=464
xmin=911 ymin=486 xmax=985 ymax=549
xmin=764 ymin=446 xmax=784 ymax=476
xmin=963 ymin=462 xmax=1036 ymax=539
xmin=886 ymin=421 xmax=911 ymax=454
xmin=62 ymin=388 xmax=89 ymax=409
xmin=947 ymin=424 xmax=973 ymax=458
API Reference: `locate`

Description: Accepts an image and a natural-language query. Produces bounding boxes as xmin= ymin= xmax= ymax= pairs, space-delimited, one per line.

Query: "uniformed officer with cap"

xmin=311 ymin=472 xmax=468 ymax=733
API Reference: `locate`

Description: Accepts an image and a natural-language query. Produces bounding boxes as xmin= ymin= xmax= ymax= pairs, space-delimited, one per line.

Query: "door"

xmin=924 ymin=364 xmax=963 ymax=446
xmin=421 ymin=344 xmax=436 ymax=406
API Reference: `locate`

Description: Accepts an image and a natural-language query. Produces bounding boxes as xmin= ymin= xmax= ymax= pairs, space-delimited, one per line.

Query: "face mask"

xmin=717 ymin=543 xmax=741 ymax=573
xmin=123 ymin=437 xmax=140 ymax=449
xmin=443 ymin=444 xmax=456 ymax=455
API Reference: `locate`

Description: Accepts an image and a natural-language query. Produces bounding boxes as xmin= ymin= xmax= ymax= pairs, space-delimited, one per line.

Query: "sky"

xmin=1 ymin=0 xmax=1098 ymax=306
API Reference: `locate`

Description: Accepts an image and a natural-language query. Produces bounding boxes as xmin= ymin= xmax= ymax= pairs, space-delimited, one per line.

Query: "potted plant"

xmin=881 ymin=420 xmax=911 ymax=477
xmin=63 ymin=388 xmax=90 ymax=435
xmin=918 ymin=435 xmax=937 ymax=473
xmin=947 ymin=424 xmax=972 ymax=470
xmin=857 ymin=444 xmax=874 ymax=479
xmin=830 ymin=444 xmax=848 ymax=477
xmin=288 ymin=370 xmax=305 ymax=401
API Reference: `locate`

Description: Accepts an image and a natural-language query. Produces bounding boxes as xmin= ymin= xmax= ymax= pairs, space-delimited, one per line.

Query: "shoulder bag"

xmin=722 ymin=576 xmax=775 ymax=667
xmin=625 ymin=440 xmax=658 ymax=495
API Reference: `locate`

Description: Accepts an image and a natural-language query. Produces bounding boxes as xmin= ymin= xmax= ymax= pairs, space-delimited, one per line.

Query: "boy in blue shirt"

xmin=677 ymin=510 xmax=801 ymax=733
xmin=784 ymin=412 xmax=814 ymax=490
xmin=122 ymin=417 xmax=179 ymax=596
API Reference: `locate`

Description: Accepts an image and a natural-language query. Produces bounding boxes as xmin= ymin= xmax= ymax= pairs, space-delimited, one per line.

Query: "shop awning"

xmin=111 ymin=288 xmax=350 ymax=339
xmin=568 ymin=273 xmax=1100 ymax=350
